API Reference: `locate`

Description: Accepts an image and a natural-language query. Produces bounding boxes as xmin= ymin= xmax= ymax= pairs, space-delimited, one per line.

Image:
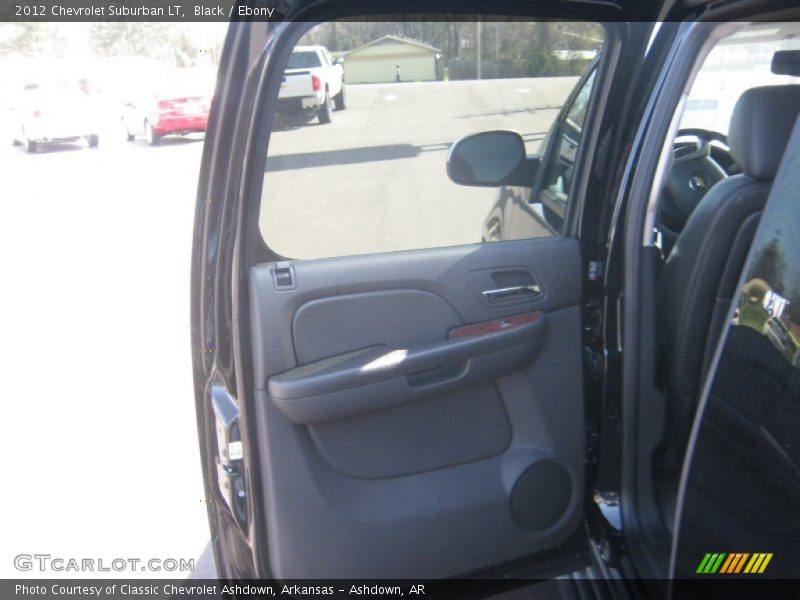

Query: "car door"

xmin=191 ymin=8 xmax=657 ymax=583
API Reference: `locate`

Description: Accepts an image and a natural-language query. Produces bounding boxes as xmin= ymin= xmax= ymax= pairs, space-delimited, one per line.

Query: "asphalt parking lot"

xmin=0 ymin=133 xmax=210 ymax=578
xmin=263 ymin=77 xmax=577 ymax=258
xmin=0 ymin=76 xmax=575 ymax=578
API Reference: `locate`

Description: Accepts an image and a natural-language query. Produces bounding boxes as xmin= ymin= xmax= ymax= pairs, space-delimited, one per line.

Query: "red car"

xmin=121 ymin=69 xmax=213 ymax=145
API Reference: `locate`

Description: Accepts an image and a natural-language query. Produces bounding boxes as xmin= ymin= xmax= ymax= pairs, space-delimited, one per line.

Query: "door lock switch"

xmin=273 ymin=262 xmax=296 ymax=290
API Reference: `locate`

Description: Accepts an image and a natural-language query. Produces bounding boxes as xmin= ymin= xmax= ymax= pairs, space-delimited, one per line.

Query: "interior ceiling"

xmin=720 ymin=21 xmax=800 ymax=45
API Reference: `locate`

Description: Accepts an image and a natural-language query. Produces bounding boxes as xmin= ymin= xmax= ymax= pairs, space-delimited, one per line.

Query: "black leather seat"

xmin=656 ymin=85 xmax=800 ymax=463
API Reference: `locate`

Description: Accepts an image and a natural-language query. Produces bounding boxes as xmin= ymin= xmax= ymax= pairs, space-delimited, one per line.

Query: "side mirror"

xmin=447 ymin=130 xmax=535 ymax=187
xmin=333 ymin=56 xmax=344 ymax=66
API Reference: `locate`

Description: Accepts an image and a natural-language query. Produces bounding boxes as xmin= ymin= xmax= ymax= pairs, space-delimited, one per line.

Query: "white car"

xmin=278 ymin=45 xmax=345 ymax=124
xmin=10 ymin=79 xmax=100 ymax=152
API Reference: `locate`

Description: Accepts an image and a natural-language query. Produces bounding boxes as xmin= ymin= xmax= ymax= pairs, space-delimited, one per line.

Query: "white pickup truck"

xmin=278 ymin=46 xmax=346 ymax=124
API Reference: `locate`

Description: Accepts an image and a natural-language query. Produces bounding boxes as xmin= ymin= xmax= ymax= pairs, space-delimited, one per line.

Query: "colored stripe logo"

xmin=696 ymin=553 xmax=773 ymax=574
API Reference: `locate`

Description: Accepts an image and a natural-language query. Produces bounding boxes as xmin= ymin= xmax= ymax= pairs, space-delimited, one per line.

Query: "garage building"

xmin=343 ymin=35 xmax=441 ymax=84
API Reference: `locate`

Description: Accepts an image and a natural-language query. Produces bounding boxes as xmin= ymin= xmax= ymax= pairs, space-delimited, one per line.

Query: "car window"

xmin=260 ymin=21 xmax=604 ymax=259
xmin=566 ymin=70 xmax=595 ymax=131
xmin=681 ymin=38 xmax=800 ymax=134
xmin=287 ymin=51 xmax=322 ymax=69
xmin=536 ymin=68 xmax=597 ymax=232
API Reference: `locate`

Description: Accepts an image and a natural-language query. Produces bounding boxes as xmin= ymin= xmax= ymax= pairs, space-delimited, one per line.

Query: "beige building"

xmin=343 ymin=35 xmax=440 ymax=84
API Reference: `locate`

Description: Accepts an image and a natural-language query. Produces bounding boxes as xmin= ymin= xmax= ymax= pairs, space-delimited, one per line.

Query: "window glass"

xmin=566 ymin=70 xmax=595 ymax=131
xmin=681 ymin=37 xmax=800 ymax=134
xmin=260 ymin=20 xmax=604 ymax=259
xmin=536 ymin=68 xmax=596 ymax=232
xmin=287 ymin=50 xmax=323 ymax=69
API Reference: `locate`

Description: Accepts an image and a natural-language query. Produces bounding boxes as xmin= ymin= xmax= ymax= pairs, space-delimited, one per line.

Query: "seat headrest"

xmin=728 ymin=85 xmax=800 ymax=181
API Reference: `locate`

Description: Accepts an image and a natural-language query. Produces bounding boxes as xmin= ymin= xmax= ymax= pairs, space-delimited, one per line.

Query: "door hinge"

xmin=212 ymin=385 xmax=248 ymax=528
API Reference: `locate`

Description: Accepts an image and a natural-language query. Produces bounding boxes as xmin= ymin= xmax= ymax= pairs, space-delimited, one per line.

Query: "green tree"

xmin=89 ymin=22 xmax=174 ymax=61
xmin=297 ymin=18 xmax=603 ymax=79
xmin=0 ymin=23 xmax=43 ymax=55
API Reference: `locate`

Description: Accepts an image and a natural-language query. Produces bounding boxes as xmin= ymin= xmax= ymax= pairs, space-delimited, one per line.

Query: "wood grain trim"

xmin=448 ymin=311 xmax=543 ymax=339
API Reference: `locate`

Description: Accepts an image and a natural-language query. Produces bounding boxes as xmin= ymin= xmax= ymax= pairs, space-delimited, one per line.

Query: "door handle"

xmin=482 ymin=284 xmax=541 ymax=302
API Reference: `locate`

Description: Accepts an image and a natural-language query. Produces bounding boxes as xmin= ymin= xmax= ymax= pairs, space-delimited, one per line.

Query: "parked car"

xmin=278 ymin=45 xmax=345 ymax=124
xmin=192 ymin=5 xmax=800 ymax=596
xmin=122 ymin=69 xmax=213 ymax=146
xmin=9 ymin=78 xmax=100 ymax=152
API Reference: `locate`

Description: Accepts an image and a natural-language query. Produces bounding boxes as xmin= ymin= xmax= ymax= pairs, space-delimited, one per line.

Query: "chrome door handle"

xmin=482 ymin=284 xmax=542 ymax=302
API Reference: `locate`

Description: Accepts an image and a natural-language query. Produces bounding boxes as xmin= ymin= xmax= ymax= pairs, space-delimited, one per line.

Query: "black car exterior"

xmin=191 ymin=1 xmax=800 ymax=596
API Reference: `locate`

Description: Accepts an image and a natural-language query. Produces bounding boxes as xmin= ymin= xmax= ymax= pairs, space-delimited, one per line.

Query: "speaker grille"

xmin=510 ymin=461 xmax=573 ymax=531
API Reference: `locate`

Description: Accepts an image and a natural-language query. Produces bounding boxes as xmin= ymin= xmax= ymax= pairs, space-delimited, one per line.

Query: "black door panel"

xmin=249 ymin=237 xmax=581 ymax=386
xmin=307 ymin=381 xmax=511 ymax=479
xmin=268 ymin=313 xmax=547 ymax=424
xmin=248 ymin=237 xmax=586 ymax=578
xmin=292 ymin=289 xmax=462 ymax=364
